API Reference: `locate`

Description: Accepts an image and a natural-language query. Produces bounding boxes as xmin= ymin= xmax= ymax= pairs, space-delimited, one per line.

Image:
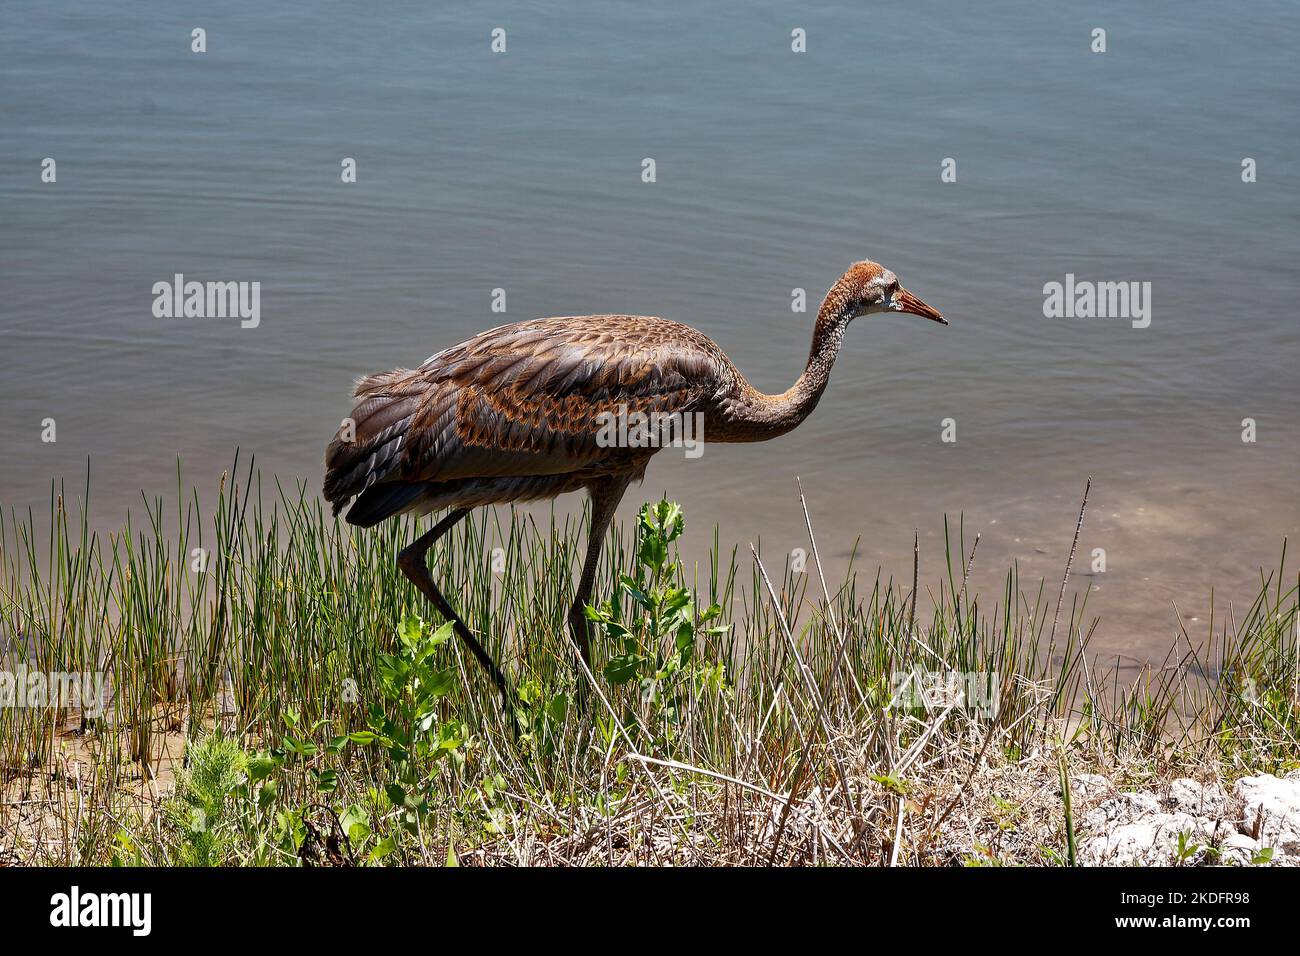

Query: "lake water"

xmin=3 ymin=1 xmax=1297 ymax=667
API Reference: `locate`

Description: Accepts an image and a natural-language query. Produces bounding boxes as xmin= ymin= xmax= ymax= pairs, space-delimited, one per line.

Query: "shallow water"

xmin=2 ymin=1 xmax=1297 ymax=665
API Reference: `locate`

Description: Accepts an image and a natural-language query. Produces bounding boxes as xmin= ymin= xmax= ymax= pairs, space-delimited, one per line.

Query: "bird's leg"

xmin=397 ymin=508 xmax=515 ymax=711
xmin=569 ymin=477 xmax=631 ymax=676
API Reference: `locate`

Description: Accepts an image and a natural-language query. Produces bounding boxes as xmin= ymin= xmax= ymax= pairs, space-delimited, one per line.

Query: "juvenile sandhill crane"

xmin=324 ymin=260 xmax=944 ymax=703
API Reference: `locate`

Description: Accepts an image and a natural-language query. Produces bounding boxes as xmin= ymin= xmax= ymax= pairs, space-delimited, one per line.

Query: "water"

xmin=3 ymin=1 xmax=1297 ymax=666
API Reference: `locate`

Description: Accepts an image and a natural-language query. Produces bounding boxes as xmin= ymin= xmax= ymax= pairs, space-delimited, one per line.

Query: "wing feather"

xmin=323 ymin=315 xmax=730 ymax=521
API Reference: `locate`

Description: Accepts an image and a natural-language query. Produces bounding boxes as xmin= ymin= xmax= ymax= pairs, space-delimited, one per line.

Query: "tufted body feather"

xmin=323 ymin=314 xmax=738 ymax=526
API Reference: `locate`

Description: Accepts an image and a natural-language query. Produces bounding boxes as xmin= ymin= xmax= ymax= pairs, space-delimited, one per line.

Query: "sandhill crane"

xmin=323 ymin=260 xmax=944 ymax=704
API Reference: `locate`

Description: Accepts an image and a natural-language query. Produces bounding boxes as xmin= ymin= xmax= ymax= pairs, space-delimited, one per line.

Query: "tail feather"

xmin=323 ymin=416 xmax=413 ymax=507
xmin=342 ymin=480 xmax=432 ymax=528
xmin=322 ymin=369 xmax=426 ymax=519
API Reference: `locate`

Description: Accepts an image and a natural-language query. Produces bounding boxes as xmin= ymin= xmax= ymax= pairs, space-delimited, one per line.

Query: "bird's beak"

xmin=892 ymin=287 xmax=947 ymax=325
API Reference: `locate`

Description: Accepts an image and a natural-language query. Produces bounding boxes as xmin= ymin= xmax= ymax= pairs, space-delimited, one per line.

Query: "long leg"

xmin=397 ymin=507 xmax=513 ymax=706
xmin=568 ymin=475 xmax=632 ymax=669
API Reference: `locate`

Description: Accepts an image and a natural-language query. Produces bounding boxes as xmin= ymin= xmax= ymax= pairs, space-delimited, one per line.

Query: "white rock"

xmin=1080 ymin=786 xmax=1244 ymax=866
xmin=1070 ymin=773 xmax=1110 ymax=799
xmin=1234 ymin=774 xmax=1300 ymax=856
xmin=1085 ymin=791 xmax=1161 ymax=831
xmin=1165 ymin=778 xmax=1227 ymax=816
xmin=1081 ymin=811 xmax=1221 ymax=866
xmin=1218 ymin=833 xmax=1262 ymax=867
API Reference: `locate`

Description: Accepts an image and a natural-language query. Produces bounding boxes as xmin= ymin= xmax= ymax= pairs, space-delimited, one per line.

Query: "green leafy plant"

xmin=515 ymin=677 xmax=570 ymax=754
xmin=108 ymin=829 xmax=147 ymax=868
xmin=963 ymin=843 xmax=1003 ymax=866
xmin=242 ymin=709 xmax=354 ymax=863
xmin=162 ymin=733 xmax=250 ymax=866
xmin=1173 ymin=829 xmax=1200 ymax=866
xmin=585 ymin=500 xmax=729 ymax=744
xmin=347 ymin=611 xmax=469 ymax=841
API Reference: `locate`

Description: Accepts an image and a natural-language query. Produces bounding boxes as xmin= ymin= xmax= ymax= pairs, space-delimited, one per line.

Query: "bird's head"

xmin=832 ymin=260 xmax=946 ymax=325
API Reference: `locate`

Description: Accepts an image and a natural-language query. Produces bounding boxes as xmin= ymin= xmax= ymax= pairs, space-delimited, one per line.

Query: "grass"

xmin=0 ymin=458 xmax=1296 ymax=866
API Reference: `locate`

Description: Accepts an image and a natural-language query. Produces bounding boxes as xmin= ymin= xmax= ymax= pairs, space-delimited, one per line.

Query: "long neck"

xmin=720 ymin=291 xmax=853 ymax=440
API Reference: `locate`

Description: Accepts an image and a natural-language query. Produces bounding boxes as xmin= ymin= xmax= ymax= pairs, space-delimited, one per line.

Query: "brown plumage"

xmin=323 ymin=260 xmax=944 ymax=706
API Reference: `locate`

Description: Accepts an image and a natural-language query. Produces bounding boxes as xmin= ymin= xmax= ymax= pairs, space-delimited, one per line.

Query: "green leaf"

xmin=369 ymin=836 xmax=397 ymax=862
xmin=600 ymin=620 xmax=631 ymax=642
xmin=545 ymin=693 xmax=568 ymax=723
xmin=282 ymin=736 xmax=317 ymax=758
xmin=603 ymin=654 xmax=643 ymax=685
xmin=639 ymin=535 xmax=666 ymax=570
xmin=657 ymin=500 xmax=684 ymax=540
xmin=662 ymin=587 xmax=691 ymax=615
xmin=257 ymin=781 xmax=277 ymax=810
xmin=377 ymin=653 xmax=409 ymax=696
xmin=674 ymin=622 xmax=695 ymax=660
xmin=423 ymin=667 xmax=456 ymax=698
xmin=398 ymin=610 xmax=424 ymax=649
xmin=620 ymin=577 xmax=651 ymax=609
xmin=340 ymin=804 xmax=370 ymax=844
xmin=438 ymin=720 xmax=467 ymax=750
xmin=246 ymin=753 xmax=279 ymax=782
xmin=870 ymin=772 xmax=909 ymax=796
